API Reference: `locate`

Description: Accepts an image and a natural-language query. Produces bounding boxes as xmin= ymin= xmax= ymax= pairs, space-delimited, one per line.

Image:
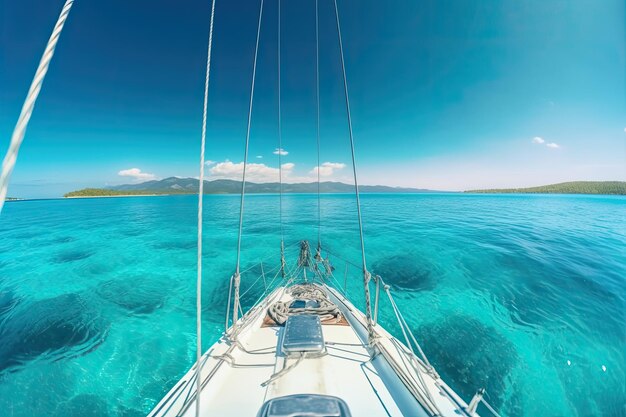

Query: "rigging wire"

xmin=332 ymin=0 xmax=375 ymax=340
xmin=278 ymin=0 xmax=286 ymax=278
xmin=195 ymin=0 xmax=217 ymax=415
xmin=0 ymin=0 xmax=75 ymax=214
xmin=233 ymin=0 xmax=265 ymax=332
xmin=315 ymin=0 xmax=322 ymax=254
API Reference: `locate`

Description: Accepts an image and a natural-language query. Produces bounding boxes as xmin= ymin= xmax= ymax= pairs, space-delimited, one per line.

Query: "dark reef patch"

xmin=96 ymin=276 xmax=169 ymax=315
xmin=371 ymin=254 xmax=438 ymax=291
xmin=52 ymin=394 xmax=109 ymax=417
xmin=418 ymin=315 xmax=519 ymax=412
xmin=53 ymin=249 xmax=94 ymax=263
xmin=0 ymin=293 xmax=109 ymax=374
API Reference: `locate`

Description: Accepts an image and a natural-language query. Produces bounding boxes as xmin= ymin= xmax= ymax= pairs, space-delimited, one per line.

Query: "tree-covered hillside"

xmin=467 ymin=181 xmax=626 ymax=195
xmin=63 ymin=188 xmax=172 ymax=197
xmin=64 ymin=178 xmax=434 ymax=197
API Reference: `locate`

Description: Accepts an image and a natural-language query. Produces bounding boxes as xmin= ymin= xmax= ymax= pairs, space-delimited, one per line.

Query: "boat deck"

xmin=148 ymin=285 xmax=475 ymax=417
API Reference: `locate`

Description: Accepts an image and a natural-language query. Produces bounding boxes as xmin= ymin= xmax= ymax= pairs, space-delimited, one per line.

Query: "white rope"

xmin=261 ymin=352 xmax=306 ymax=387
xmin=332 ymin=0 xmax=375 ymax=341
xmin=233 ymin=0 xmax=265 ymax=332
xmin=0 ymin=0 xmax=75 ymax=213
xmin=195 ymin=0 xmax=217 ymax=415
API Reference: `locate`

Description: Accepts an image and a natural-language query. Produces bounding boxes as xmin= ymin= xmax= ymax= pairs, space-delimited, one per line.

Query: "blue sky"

xmin=1 ymin=0 xmax=624 ymax=197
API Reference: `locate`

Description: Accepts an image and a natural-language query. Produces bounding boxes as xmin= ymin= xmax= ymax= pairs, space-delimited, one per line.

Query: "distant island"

xmin=64 ymin=177 xmax=435 ymax=197
xmin=467 ymin=181 xmax=626 ymax=195
xmin=63 ymin=179 xmax=626 ymax=198
xmin=64 ymin=189 xmax=165 ymax=198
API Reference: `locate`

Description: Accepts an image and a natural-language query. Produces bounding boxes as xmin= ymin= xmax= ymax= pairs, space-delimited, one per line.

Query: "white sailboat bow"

xmin=148 ymin=243 xmax=501 ymax=417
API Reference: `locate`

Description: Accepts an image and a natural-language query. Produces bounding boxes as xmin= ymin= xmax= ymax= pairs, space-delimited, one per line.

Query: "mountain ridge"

xmin=105 ymin=177 xmax=436 ymax=194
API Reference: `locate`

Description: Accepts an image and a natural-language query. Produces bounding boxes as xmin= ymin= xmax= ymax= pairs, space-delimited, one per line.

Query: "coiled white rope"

xmin=267 ymin=284 xmax=341 ymax=325
xmin=195 ymin=0 xmax=217 ymax=415
xmin=0 ymin=0 xmax=75 ymax=214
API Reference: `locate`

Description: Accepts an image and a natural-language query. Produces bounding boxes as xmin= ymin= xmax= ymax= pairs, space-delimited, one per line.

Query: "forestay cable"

xmin=195 ymin=0 xmax=217 ymax=415
xmin=0 ymin=0 xmax=75 ymax=213
xmin=332 ymin=0 xmax=375 ymax=341
xmin=277 ymin=0 xmax=286 ymax=278
xmin=233 ymin=0 xmax=265 ymax=332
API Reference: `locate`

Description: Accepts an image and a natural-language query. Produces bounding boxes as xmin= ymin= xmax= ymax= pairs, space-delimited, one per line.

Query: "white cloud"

xmin=532 ymin=136 xmax=560 ymax=149
xmin=623 ymin=127 xmax=626 ymax=133
xmin=309 ymin=162 xmax=346 ymax=177
xmin=207 ymin=159 xmax=348 ymax=183
xmin=204 ymin=160 xmax=216 ymax=166
xmin=273 ymin=148 xmax=289 ymax=156
xmin=118 ymin=168 xmax=156 ymax=182
xmin=256 ymin=155 xmax=263 ymax=159
xmin=532 ymin=136 xmax=545 ymax=144
xmin=209 ymin=160 xmax=295 ymax=182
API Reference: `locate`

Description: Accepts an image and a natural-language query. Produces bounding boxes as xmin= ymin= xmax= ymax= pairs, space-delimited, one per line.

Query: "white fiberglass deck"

xmin=148 ymin=285 xmax=478 ymax=417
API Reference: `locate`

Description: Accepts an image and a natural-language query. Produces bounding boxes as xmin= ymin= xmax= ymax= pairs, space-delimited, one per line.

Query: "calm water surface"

xmin=0 ymin=193 xmax=624 ymax=417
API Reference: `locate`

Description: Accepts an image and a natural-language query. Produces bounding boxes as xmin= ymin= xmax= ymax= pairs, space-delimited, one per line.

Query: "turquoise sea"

xmin=0 ymin=193 xmax=624 ymax=417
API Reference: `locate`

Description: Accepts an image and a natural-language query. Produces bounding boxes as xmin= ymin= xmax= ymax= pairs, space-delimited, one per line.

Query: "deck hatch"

xmin=258 ymin=394 xmax=352 ymax=417
xmin=281 ymin=314 xmax=325 ymax=354
xmin=289 ymin=299 xmax=320 ymax=309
